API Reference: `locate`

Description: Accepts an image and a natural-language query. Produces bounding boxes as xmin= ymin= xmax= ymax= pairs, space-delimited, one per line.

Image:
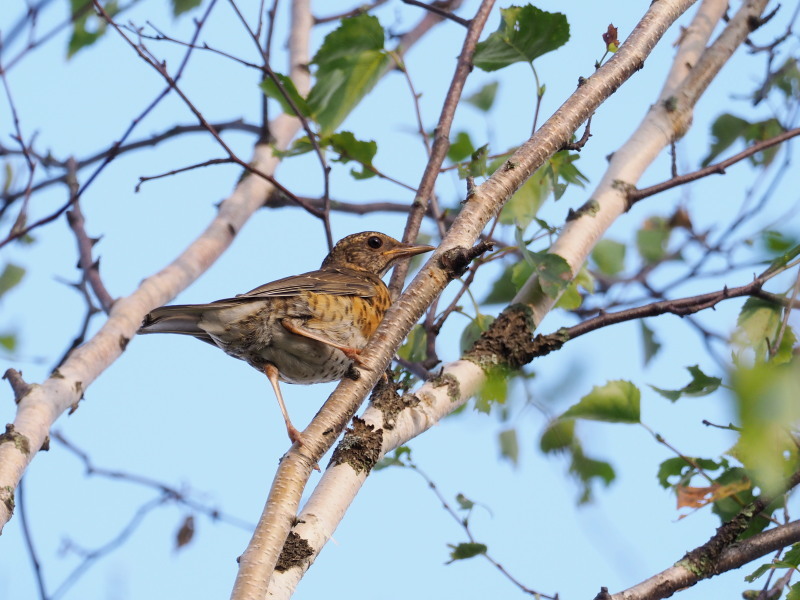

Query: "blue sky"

xmin=2 ymin=1 xmax=799 ymax=599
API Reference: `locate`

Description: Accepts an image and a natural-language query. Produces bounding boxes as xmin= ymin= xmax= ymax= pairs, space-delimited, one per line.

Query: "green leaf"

xmin=0 ymin=334 xmax=16 ymax=351
xmin=498 ymin=428 xmax=519 ymax=466
xmin=650 ymin=365 xmax=721 ymax=402
xmin=260 ymin=73 xmax=311 ymax=119
xmin=761 ymin=230 xmax=798 ymax=255
xmin=702 ymin=114 xmax=785 ymax=167
xmin=447 ymin=131 xmax=476 ymax=163
xmin=591 ymin=239 xmax=625 ymax=276
xmin=744 ymin=563 xmax=772 ymax=583
xmin=475 ymin=366 xmax=509 ymax=413
xmin=374 ymin=446 xmax=411 ymax=470
xmin=509 ymin=260 xmax=535 ymax=294
xmin=636 ymin=217 xmax=671 ymax=264
xmin=307 ymin=15 xmax=391 ymax=136
xmin=783 ymin=542 xmax=800 ymax=567
xmin=171 ymin=0 xmax=202 ymax=16
xmin=397 ymin=324 xmax=427 ymax=363
xmin=733 ymin=360 xmax=800 ymax=496
xmin=460 ymin=313 xmax=495 ymax=354
xmin=473 ymin=6 xmax=570 ymax=71
xmin=710 ymin=467 xmax=765 ymax=532
xmin=761 ymin=243 xmax=800 ymax=277
xmin=640 ymin=321 xmax=661 ymax=366
xmin=271 ymin=136 xmax=316 ymax=158
xmin=465 ymin=82 xmax=499 ymax=112
xmin=523 ymin=251 xmax=572 ymax=299
xmin=447 ymin=542 xmax=487 ymax=563
xmin=758 ymin=57 xmax=800 ymax=101
xmin=656 ymin=456 xmax=725 ymax=488
xmin=555 ymin=281 xmax=582 ymax=310
xmin=0 ymin=264 xmax=25 ymax=298
xmin=555 ymin=264 xmax=593 ymax=311
xmin=774 ymin=326 xmax=797 ymax=365
xmin=657 ymin=457 xmax=689 ymax=488
xmin=546 ymin=151 xmax=588 ymax=192
xmin=540 ymin=419 xmax=575 ymax=453
xmin=3 ymin=162 xmax=13 ymax=196
xmin=456 ymin=144 xmax=489 ymax=179
xmin=497 ymin=152 xmax=584 ymax=225
xmin=68 ymin=0 xmax=118 ymax=58
xmin=703 ymin=113 xmax=750 ymax=166
xmin=733 ymin=297 xmax=782 ymax=362
xmin=569 ymin=447 xmax=615 ymax=504
xmin=561 ymin=380 xmax=641 ymax=423
xmin=482 ymin=263 xmax=520 ymax=304
xmin=499 ymin=168 xmax=550 ymax=227
xmin=455 ymin=493 xmax=475 ymax=510
xmin=787 ymin=581 xmax=800 ymax=600
xmin=327 ymin=131 xmax=378 ymax=179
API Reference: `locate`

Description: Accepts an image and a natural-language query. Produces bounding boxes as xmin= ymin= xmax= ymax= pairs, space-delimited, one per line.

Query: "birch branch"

xmin=240 ymin=1 xmax=702 ymax=597
xmin=0 ymin=0 xmax=313 ymax=533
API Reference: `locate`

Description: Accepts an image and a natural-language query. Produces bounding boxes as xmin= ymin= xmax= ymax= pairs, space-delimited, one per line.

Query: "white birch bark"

xmin=241 ymin=1 xmax=708 ymax=598
xmin=0 ymin=0 xmax=318 ymax=531
xmin=264 ymin=0 xmax=775 ymax=597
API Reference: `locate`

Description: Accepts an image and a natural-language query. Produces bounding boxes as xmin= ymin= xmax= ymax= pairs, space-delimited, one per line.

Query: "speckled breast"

xmin=201 ymin=286 xmax=392 ymax=385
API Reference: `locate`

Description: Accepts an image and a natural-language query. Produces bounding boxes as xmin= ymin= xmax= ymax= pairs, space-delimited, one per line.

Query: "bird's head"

xmin=321 ymin=232 xmax=434 ymax=277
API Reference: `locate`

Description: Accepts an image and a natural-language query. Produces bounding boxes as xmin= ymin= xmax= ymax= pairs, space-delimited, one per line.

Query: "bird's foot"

xmin=340 ymin=346 xmax=365 ymax=366
xmin=286 ymin=426 xmax=321 ymax=471
xmin=287 ymin=423 xmax=305 ymax=446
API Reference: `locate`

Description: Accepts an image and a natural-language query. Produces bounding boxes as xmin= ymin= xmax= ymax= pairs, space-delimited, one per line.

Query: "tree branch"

xmin=601 ymin=470 xmax=800 ymax=600
xmin=258 ymin=2 xmax=702 ymax=596
xmin=628 ymin=127 xmax=800 ymax=205
xmin=0 ymin=0 xmax=314 ymax=534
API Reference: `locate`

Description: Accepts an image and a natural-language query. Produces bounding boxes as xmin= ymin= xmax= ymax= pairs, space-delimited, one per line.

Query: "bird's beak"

xmin=383 ymin=243 xmax=435 ymax=260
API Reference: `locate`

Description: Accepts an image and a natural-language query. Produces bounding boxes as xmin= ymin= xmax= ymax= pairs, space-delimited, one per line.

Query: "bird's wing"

xmin=227 ymin=268 xmax=379 ymax=301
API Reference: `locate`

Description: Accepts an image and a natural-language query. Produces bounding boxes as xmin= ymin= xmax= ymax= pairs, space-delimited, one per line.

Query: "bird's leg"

xmin=281 ymin=319 xmax=364 ymax=365
xmin=263 ymin=363 xmax=304 ymax=446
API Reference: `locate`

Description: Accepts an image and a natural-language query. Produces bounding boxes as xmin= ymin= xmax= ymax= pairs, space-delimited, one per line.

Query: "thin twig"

xmin=390 ymin=0 xmax=496 ymax=295
xmin=0 ymin=120 xmax=259 ymax=208
xmin=18 ymin=479 xmax=48 ymax=600
xmin=135 ymin=157 xmax=233 ymax=191
xmin=628 ymin=127 xmax=800 ymax=205
xmin=65 ymin=159 xmax=115 ymax=313
xmin=314 ymin=0 xmax=389 ymax=24
xmin=406 ymin=458 xmax=555 ymax=598
xmin=0 ymin=0 xmax=221 ymax=248
xmin=400 ymin=0 xmax=470 ymax=27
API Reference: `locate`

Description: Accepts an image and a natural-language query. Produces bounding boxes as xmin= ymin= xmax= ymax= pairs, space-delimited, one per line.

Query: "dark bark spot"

xmin=465 ymin=304 xmax=536 ymax=371
xmin=430 ymin=373 xmax=460 ymax=402
xmin=275 ymin=532 xmax=314 ymax=572
xmin=329 ymin=418 xmax=383 ymax=475
xmin=371 ymin=377 xmax=419 ymax=431
xmin=0 ymin=424 xmax=30 ymax=455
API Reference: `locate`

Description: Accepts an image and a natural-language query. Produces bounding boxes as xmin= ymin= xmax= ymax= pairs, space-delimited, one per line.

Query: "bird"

xmin=138 ymin=231 xmax=434 ymax=445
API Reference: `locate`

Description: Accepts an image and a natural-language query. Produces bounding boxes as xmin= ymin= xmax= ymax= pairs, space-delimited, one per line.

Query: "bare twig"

xmin=531 ymin=271 xmax=786 ymax=359
xmin=561 ymin=115 xmax=593 ymax=151
xmin=389 ymin=0 xmax=496 ymax=295
xmin=628 ymin=127 xmax=800 ymax=205
xmin=0 ymin=0 xmax=220 ymax=248
xmin=135 ymin=157 xmax=234 ymax=191
xmin=314 ymin=0 xmax=389 ymax=24
xmin=406 ymin=457 xmax=555 ymax=597
xmin=65 ymin=160 xmax=115 ymax=313
xmin=0 ymin=120 xmax=259 ymax=209
xmin=17 ymin=479 xmax=48 ymax=600
xmin=401 ymin=0 xmax=470 ymax=27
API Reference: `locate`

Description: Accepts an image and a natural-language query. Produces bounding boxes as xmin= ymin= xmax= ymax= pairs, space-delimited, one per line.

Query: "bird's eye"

xmin=367 ymin=236 xmax=383 ymax=249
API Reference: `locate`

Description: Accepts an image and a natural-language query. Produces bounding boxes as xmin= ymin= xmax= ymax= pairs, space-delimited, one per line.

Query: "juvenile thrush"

xmin=138 ymin=231 xmax=434 ymax=444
